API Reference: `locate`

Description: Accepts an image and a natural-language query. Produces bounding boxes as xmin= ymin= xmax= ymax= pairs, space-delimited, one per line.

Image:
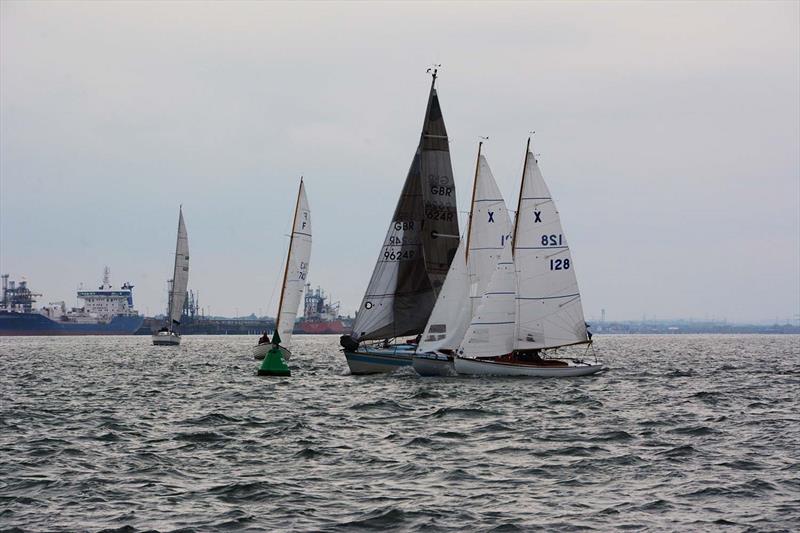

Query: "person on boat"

xmin=517 ymin=350 xmax=544 ymax=364
xmin=407 ymin=333 xmax=422 ymax=345
xmin=158 ymin=326 xmax=169 ymax=333
xmin=258 ymin=332 xmax=270 ymax=345
xmin=585 ymin=322 xmax=593 ymax=340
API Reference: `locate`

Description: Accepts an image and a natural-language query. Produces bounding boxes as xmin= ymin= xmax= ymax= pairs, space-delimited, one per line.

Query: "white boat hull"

xmin=343 ymin=344 xmax=416 ymax=374
xmin=152 ymin=331 xmax=181 ymax=346
xmin=253 ymin=343 xmax=291 ymax=361
xmin=412 ymin=352 xmax=455 ymax=376
xmin=454 ymin=356 xmax=604 ymax=377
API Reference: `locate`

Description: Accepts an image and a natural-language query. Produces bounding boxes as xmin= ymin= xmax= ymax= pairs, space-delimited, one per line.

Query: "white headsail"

xmin=168 ymin=208 xmax=189 ymax=326
xmin=513 ymin=145 xmax=588 ymax=350
xmin=418 ymin=149 xmax=511 ymax=352
xmin=458 ymin=239 xmax=516 ymax=358
xmin=417 ymin=238 xmax=470 ymax=351
xmin=275 ymin=179 xmax=312 ymax=349
xmin=467 ymin=154 xmax=513 ymax=316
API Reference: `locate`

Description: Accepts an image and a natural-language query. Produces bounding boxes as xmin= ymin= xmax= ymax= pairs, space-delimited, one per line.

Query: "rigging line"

xmin=266 ymin=220 xmax=293 ymax=320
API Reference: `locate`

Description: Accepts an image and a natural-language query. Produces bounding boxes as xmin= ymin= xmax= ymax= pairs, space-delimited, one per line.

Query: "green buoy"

xmin=257 ymin=330 xmax=290 ymax=376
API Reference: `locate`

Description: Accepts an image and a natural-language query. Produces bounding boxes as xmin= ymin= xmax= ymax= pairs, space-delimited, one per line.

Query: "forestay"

xmin=276 ymin=180 xmax=312 ymax=349
xmin=513 ymin=150 xmax=588 ymax=350
xmin=351 ymin=75 xmax=459 ymax=342
xmin=169 ymin=209 xmax=189 ymax=325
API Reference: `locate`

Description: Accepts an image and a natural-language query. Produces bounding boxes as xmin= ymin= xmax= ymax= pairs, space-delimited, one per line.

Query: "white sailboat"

xmin=453 ymin=138 xmax=604 ymax=377
xmin=413 ymin=142 xmax=512 ymax=376
xmin=152 ymin=207 xmax=189 ymax=346
xmin=339 ymin=69 xmax=460 ymax=374
xmin=253 ymin=178 xmax=311 ymax=360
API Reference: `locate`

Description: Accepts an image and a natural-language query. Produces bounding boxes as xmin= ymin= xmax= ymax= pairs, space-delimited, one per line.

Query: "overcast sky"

xmin=1 ymin=1 xmax=798 ymax=323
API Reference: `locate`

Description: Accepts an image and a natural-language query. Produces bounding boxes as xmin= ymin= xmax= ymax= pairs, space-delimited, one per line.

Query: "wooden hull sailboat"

xmin=341 ymin=69 xmax=460 ymax=375
xmin=454 ymin=355 xmax=603 ymax=377
xmin=452 ymin=137 xmax=604 ymax=377
xmin=253 ymin=178 xmax=311 ymax=371
xmin=152 ymin=207 xmax=189 ymax=347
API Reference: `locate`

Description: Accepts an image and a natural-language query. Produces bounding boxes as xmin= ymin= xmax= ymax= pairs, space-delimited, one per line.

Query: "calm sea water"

xmin=1 ymin=334 xmax=798 ymax=532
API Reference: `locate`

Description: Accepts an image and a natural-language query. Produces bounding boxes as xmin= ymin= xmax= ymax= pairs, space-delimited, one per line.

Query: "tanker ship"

xmin=293 ymin=284 xmax=353 ymax=335
xmin=0 ymin=268 xmax=144 ymax=335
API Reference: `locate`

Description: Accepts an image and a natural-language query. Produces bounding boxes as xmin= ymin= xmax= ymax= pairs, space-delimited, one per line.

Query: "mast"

xmin=511 ymin=137 xmax=531 ymax=257
xmin=464 ymin=140 xmax=483 ymax=263
xmin=274 ymin=177 xmax=304 ymax=336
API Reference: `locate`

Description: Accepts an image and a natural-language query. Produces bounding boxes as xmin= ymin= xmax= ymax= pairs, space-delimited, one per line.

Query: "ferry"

xmin=0 ymin=268 xmax=144 ymax=336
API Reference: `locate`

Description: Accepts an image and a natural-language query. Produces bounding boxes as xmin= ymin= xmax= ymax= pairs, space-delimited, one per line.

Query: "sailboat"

xmin=339 ymin=69 xmax=460 ymax=374
xmin=412 ymin=141 xmax=512 ymax=376
xmin=253 ymin=178 xmax=311 ymax=361
xmin=453 ymin=138 xmax=603 ymax=377
xmin=152 ymin=207 xmax=189 ymax=346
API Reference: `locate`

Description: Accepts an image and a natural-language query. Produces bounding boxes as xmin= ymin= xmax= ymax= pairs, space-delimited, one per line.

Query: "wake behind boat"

xmin=152 ymin=207 xmax=189 ymax=346
xmin=340 ymin=68 xmax=460 ymax=374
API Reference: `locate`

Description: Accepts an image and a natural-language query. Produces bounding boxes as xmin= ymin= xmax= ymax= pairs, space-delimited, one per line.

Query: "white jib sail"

xmin=276 ymin=180 xmax=312 ymax=349
xmin=513 ymin=152 xmax=588 ymax=350
xmin=349 ymin=221 xmax=406 ymax=341
xmin=417 ymin=153 xmax=512 ymax=353
xmin=468 ymin=155 xmax=513 ymax=317
xmin=458 ymin=239 xmax=516 ymax=358
xmin=169 ymin=208 xmax=189 ymax=325
xmin=417 ymin=237 xmax=469 ymax=352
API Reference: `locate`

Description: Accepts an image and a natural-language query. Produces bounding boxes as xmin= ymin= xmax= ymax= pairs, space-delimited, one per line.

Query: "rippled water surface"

xmin=1 ymin=334 xmax=799 ymax=532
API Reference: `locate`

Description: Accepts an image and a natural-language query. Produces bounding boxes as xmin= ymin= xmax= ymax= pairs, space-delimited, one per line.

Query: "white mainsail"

xmin=513 ymin=146 xmax=588 ymax=350
xmin=418 ymin=150 xmax=512 ymax=353
xmin=168 ymin=208 xmax=189 ymax=326
xmin=458 ymin=239 xmax=516 ymax=358
xmin=275 ymin=179 xmax=312 ymax=349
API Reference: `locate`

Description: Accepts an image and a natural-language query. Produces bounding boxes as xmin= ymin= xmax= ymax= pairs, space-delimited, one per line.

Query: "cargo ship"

xmin=135 ymin=290 xmax=276 ymax=335
xmin=293 ymin=284 xmax=353 ymax=335
xmin=0 ymin=268 xmax=144 ymax=335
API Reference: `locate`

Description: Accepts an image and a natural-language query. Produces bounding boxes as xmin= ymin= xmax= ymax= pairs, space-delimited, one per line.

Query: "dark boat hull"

xmin=0 ymin=311 xmax=144 ymax=336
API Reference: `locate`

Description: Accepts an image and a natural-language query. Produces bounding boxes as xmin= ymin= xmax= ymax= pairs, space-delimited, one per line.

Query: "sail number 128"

xmin=550 ymin=259 xmax=570 ymax=270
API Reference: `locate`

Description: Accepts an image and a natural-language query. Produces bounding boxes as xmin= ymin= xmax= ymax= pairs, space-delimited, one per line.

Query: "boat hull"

xmin=253 ymin=343 xmax=291 ymax=361
xmin=454 ymin=356 xmax=604 ymax=377
xmin=412 ymin=352 xmax=455 ymax=376
xmin=0 ymin=311 xmax=144 ymax=336
xmin=343 ymin=345 xmax=416 ymax=374
xmin=152 ymin=331 xmax=181 ymax=345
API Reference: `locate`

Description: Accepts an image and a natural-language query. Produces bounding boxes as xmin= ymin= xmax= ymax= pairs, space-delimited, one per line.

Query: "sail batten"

xmin=351 ymin=77 xmax=459 ymax=342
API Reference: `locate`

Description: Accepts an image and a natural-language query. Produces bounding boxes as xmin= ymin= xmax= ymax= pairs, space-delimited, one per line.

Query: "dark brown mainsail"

xmin=349 ymin=72 xmax=459 ymax=342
